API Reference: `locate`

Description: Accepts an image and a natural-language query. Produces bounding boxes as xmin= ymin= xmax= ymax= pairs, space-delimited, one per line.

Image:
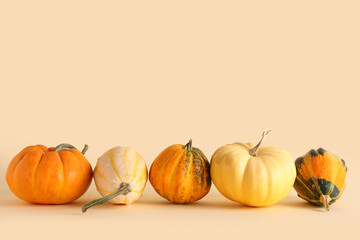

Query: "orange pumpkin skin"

xmin=149 ymin=140 xmax=211 ymax=204
xmin=6 ymin=144 xmax=93 ymax=204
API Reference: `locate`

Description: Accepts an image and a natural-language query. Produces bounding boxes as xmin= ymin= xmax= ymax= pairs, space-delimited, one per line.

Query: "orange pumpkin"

xmin=149 ymin=139 xmax=211 ymax=203
xmin=6 ymin=143 xmax=92 ymax=204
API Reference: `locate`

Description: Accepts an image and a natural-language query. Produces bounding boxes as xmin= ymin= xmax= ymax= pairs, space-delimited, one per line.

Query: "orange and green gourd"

xmin=293 ymin=148 xmax=347 ymax=211
xmin=149 ymin=139 xmax=211 ymax=204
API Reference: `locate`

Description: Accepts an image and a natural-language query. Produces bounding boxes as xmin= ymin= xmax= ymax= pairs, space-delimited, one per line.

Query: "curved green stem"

xmin=82 ymin=182 xmax=131 ymax=213
xmin=183 ymin=139 xmax=192 ymax=151
xmin=53 ymin=143 xmax=88 ymax=155
xmin=249 ymin=129 xmax=271 ymax=156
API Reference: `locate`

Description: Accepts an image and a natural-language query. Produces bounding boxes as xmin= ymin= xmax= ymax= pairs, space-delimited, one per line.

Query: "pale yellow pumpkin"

xmin=82 ymin=146 xmax=148 ymax=212
xmin=210 ymin=130 xmax=296 ymax=207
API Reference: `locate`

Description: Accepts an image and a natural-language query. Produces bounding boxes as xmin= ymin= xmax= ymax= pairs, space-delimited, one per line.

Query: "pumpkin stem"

xmin=249 ymin=129 xmax=271 ymax=156
xmin=320 ymin=194 xmax=331 ymax=211
xmin=183 ymin=139 xmax=193 ymax=151
xmin=53 ymin=143 xmax=89 ymax=155
xmin=81 ymin=144 xmax=89 ymax=155
xmin=82 ymin=182 xmax=132 ymax=213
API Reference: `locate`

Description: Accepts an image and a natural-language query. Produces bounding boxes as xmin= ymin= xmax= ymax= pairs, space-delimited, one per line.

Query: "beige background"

xmin=0 ymin=1 xmax=359 ymax=239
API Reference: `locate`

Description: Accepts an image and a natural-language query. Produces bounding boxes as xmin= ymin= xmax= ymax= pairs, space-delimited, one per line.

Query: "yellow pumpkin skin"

xmin=210 ymin=131 xmax=296 ymax=207
xmin=149 ymin=140 xmax=211 ymax=204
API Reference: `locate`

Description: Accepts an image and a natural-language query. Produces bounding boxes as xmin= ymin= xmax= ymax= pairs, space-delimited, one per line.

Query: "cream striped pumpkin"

xmin=82 ymin=146 xmax=148 ymax=212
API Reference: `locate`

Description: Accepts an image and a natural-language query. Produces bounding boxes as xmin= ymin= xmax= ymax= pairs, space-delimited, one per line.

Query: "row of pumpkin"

xmin=5 ymin=130 xmax=347 ymax=212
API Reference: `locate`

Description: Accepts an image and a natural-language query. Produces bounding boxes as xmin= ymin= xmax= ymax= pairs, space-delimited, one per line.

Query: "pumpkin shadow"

xmin=280 ymin=199 xmax=325 ymax=212
xmin=0 ymin=197 xmax=89 ymax=208
xmin=191 ymin=200 xmax=255 ymax=210
xmin=137 ymin=197 xmax=253 ymax=210
xmin=0 ymin=198 xmax=30 ymax=207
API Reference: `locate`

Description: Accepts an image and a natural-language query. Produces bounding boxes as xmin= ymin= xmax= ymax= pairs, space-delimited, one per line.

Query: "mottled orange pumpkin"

xmin=149 ymin=139 xmax=211 ymax=204
xmin=6 ymin=143 xmax=93 ymax=204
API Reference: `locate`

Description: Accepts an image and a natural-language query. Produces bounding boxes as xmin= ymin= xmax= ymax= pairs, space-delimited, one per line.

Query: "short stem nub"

xmin=183 ymin=139 xmax=192 ymax=151
xmin=82 ymin=182 xmax=131 ymax=213
xmin=249 ymin=129 xmax=271 ymax=156
xmin=81 ymin=144 xmax=89 ymax=155
xmin=320 ymin=194 xmax=331 ymax=211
